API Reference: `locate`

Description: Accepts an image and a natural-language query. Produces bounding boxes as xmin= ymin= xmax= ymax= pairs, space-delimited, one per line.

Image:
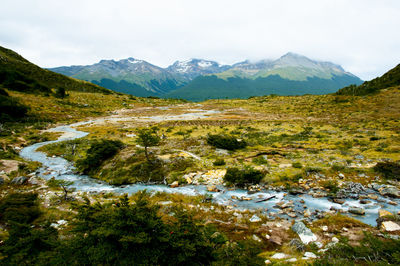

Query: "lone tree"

xmin=136 ymin=127 xmax=161 ymax=164
xmin=47 ymin=178 xmax=74 ymax=200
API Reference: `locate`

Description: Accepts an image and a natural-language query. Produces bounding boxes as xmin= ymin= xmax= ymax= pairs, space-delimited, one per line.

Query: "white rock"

xmin=265 ymin=234 xmax=270 ymax=240
xmin=304 ymin=252 xmax=317 ymax=259
xmin=332 ymin=237 xmax=339 ymax=243
xmin=315 ymin=241 xmax=323 ymax=248
xmin=265 ymin=259 xmax=271 ymax=264
xmin=249 ymin=214 xmax=262 ymax=222
xmin=382 ymin=221 xmax=400 ymax=232
xmin=271 ymin=253 xmax=289 ymax=259
xmin=286 ymin=258 xmax=297 ymax=262
xmin=252 ymin=234 xmax=262 ymax=242
xmin=322 ymin=225 xmax=328 ymax=232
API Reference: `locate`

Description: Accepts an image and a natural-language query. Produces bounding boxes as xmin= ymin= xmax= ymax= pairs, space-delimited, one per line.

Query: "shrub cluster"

xmin=223 ymin=167 xmax=264 ymax=187
xmin=374 ymin=161 xmax=400 ymax=180
xmin=76 ymin=139 xmax=124 ymax=175
xmin=207 ymin=134 xmax=246 ymax=150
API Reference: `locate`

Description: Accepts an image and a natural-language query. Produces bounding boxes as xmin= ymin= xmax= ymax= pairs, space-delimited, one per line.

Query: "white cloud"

xmin=0 ymin=0 xmax=399 ymax=80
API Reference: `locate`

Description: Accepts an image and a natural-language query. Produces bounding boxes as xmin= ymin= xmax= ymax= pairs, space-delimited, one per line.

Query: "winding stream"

xmin=20 ymin=110 xmax=399 ymax=226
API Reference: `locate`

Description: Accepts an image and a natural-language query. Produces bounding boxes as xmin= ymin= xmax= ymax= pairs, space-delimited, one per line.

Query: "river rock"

xmin=207 ymin=185 xmax=220 ymax=192
xmin=291 ymin=221 xmax=317 ymax=244
xmin=381 ymin=221 xmax=400 ymax=232
xmin=347 ymin=182 xmax=365 ymax=193
xmin=249 ymin=214 xmax=262 ymax=223
xmin=170 ymin=181 xmax=179 ymax=188
xmin=379 ymin=186 xmax=400 ymax=198
xmin=11 ymin=176 xmax=28 ymax=185
xmin=333 ymin=198 xmax=345 ymax=204
xmin=348 ymin=207 xmax=365 ymax=215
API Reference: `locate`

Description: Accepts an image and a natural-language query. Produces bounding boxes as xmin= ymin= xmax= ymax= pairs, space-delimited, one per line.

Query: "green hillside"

xmin=337 ymin=63 xmax=400 ymax=95
xmin=165 ymin=74 xmax=363 ymax=101
xmin=0 ymin=46 xmax=111 ymax=95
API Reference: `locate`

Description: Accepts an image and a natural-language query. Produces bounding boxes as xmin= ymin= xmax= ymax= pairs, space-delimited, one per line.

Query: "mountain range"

xmin=50 ymin=53 xmax=363 ymax=100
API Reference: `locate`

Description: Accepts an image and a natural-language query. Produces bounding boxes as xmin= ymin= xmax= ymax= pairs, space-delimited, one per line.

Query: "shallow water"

xmin=20 ymin=111 xmax=400 ymax=226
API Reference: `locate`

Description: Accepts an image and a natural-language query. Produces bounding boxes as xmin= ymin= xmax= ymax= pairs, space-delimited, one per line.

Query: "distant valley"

xmin=49 ymin=53 xmax=363 ymax=100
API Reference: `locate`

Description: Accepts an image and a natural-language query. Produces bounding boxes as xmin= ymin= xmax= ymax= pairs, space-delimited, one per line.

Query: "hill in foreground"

xmin=337 ymin=63 xmax=400 ymax=95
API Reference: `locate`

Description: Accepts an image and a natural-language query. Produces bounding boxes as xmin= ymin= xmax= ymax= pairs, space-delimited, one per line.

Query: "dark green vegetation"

xmin=223 ymin=167 xmax=265 ymax=187
xmin=0 ymin=46 xmax=111 ymax=95
xmin=76 ymin=139 xmax=124 ymax=175
xmin=337 ymin=63 xmax=400 ymax=95
xmin=207 ymin=133 xmax=247 ymax=150
xmin=0 ymin=88 xmax=29 ymax=122
xmin=0 ymin=191 xmax=265 ymax=265
xmin=314 ymin=232 xmax=400 ymax=265
xmin=374 ymin=161 xmax=400 ymax=180
xmin=166 ymin=74 xmax=362 ymax=101
xmin=136 ymin=127 xmax=161 ymax=164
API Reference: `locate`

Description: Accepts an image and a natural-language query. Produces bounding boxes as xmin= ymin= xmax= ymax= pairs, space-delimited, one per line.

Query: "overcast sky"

xmin=1 ymin=0 xmax=399 ymax=80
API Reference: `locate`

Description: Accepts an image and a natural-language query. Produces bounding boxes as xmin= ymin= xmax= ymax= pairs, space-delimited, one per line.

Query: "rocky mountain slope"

xmin=49 ymin=53 xmax=363 ymax=100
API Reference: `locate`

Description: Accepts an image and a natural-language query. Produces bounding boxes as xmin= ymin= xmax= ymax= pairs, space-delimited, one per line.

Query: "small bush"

xmin=223 ymin=166 xmax=264 ymax=187
xmin=76 ymin=139 xmax=124 ymax=175
xmin=213 ymin=158 xmax=226 ymax=166
xmin=207 ymin=134 xmax=247 ymax=151
xmin=374 ymin=161 xmax=400 ymax=180
xmin=292 ymin=162 xmax=303 ymax=169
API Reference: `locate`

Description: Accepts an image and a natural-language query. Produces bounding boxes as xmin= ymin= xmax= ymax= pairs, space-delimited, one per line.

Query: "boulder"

xmin=291 ymin=221 xmax=317 ymax=244
xmin=333 ymin=198 xmax=345 ymax=204
xmin=289 ymin=239 xmax=305 ymax=251
xmin=170 ymin=181 xmax=179 ymax=188
xmin=379 ymin=186 xmax=400 ymax=198
xmin=381 ymin=221 xmax=400 ymax=232
xmin=207 ymin=185 xmax=220 ymax=192
xmin=304 ymin=252 xmax=317 ymax=259
xmin=348 ymin=207 xmax=365 ymax=215
xmin=11 ymin=176 xmax=28 ymax=185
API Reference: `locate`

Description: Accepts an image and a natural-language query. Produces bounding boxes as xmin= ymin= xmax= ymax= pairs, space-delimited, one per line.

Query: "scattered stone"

xmin=252 ymin=234 xmax=262 ymax=242
xmin=348 ymin=207 xmax=365 ymax=215
xmin=291 ymin=221 xmax=317 ymax=244
xmin=368 ymin=194 xmax=378 ymax=200
xmin=11 ymin=176 xmax=28 ymax=185
xmin=379 ymin=186 xmax=400 ymax=198
xmin=286 ymin=258 xmax=297 ymax=262
xmin=333 ymin=198 xmax=345 ymax=204
xmin=304 ymin=209 xmax=311 ymax=217
xmin=264 ymin=259 xmax=271 ymax=264
xmin=249 ymin=214 xmax=262 ymax=223
xmin=322 ymin=225 xmax=328 ymax=232
xmin=215 ymin=148 xmax=229 ymax=155
xmin=381 ymin=221 xmax=400 ymax=232
xmin=170 ymin=181 xmax=179 ymax=188
xmin=315 ymin=241 xmax=323 ymax=248
xmin=338 ymin=173 xmax=345 ymax=179
xmin=388 ymin=201 xmax=398 ymax=206
xmin=304 ymin=252 xmax=317 ymax=259
xmin=271 ymin=253 xmax=289 ymax=259
xmin=206 ymin=185 xmax=220 ymax=192
xmin=331 ymin=237 xmax=339 ymax=243
xmin=360 ymin=199 xmax=371 ymax=204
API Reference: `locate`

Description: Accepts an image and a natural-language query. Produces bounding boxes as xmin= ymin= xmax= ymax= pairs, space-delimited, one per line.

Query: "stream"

xmin=20 ymin=110 xmax=400 ymax=226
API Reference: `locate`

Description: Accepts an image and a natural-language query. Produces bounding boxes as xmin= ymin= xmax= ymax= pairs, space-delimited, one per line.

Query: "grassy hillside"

xmin=0 ymin=46 xmax=111 ymax=95
xmin=337 ymin=63 xmax=400 ymax=95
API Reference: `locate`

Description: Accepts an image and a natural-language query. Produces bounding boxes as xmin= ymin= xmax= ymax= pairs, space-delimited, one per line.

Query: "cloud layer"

xmin=1 ymin=0 xmax=399 ymax=80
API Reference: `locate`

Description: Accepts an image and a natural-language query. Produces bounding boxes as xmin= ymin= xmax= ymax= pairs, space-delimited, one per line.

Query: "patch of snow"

xmin=198 ymin=61 xmax=212 ymax=68
xmin=128 ymin=58 xmax=143 ymax=64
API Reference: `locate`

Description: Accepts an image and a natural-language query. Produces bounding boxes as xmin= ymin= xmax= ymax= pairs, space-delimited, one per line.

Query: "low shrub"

xmin=207 ymin=134 xmax=246 ymax=150
xmin=223 ymin=166 xmax=264 ymax=187
xmin=76 ymin=139 xmax=124 ymax=175
xmin=213 ymin=158 xmax=226 ymax=166
xmin=373 ymin=161 xmax=400 ymax=180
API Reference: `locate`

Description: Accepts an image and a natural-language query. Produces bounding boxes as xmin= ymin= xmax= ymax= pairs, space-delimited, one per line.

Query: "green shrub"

xmin=223 ymin=166 xmax=264 ymax=187
xmin=0 ymin=192 xmax=40 ymax=224
xmin=374 ymin=161 xmax=400 ymax=180
xmin=213 ymin=158 xmax=226 ymax=166
xmin=292 ymin=162 xmax=303 ymax=168
xmin=76 ymin=139 xmax=124 ymax=175
xmin=207 ymin=134 xmax=246 ymax=150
